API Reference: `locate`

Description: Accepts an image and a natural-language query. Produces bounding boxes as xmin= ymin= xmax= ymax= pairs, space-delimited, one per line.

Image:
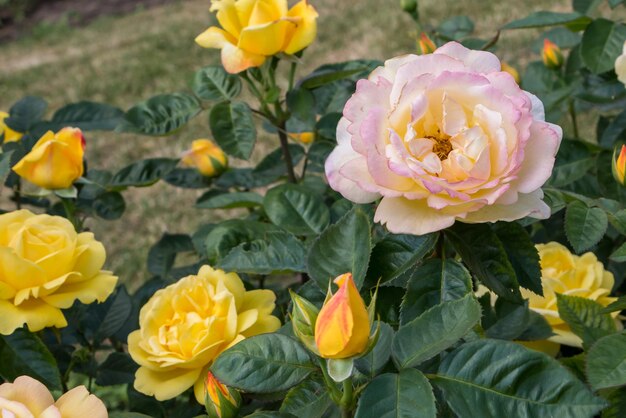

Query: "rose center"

xmin=428 ymin=135 xmax=453 ymax=160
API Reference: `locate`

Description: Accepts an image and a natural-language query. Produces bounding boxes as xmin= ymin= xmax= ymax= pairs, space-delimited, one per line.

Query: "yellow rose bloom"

xmin=0 ymin=210 xmax=118 ymax=335
xmin=522 ymin=242 xmax=620 ymax=347
xmin=0 ymin=375 xmax=108 ymax=418
xmin=314 ymin=273 xmax=370 ymax=359
xmin=128 ymin=265 xmax=281 ymax=403
xmin=13 ymin=127 xmax=85 ymax=190
xmin=181 ymin=139 xmax=228 ymax=177
xmin=195 ymin=0 xmax=318 ymax=73
xmin=0 ymin=111 xmax=23 ymax=143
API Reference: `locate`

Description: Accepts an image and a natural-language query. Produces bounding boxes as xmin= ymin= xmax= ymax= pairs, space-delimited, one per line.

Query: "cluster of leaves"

xmin=1 ymin=0 xmax=626 ymax=417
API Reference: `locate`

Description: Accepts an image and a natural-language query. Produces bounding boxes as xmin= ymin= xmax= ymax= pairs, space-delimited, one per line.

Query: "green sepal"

xmin=327 ymin=358 xmax=354 ymax=382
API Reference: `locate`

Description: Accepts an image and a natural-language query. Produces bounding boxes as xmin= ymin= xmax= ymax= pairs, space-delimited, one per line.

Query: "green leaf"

xmin=556 ymin=294 xmax=616 ymax=348
xmin=564 ymin=201 xmax=608 ymax=253
xmin=280 ymin=376 xmax=333 ymax=418
xmin=602 ymin=387 xmax=626 ymax=418
xmin=581 ymin=19 xmax=626 ymax=74
xmin=437 ymin=16 xmax=475 ymax=40
xmin=586 ymin=332 xmax=626 ymax=391
xmin=433 ymin=339 xmax=607 ymax=418
xmin=485 ymin=300 xmax=531 ymax=340
xmin=218 ymin=230 xmax=307 ymax=274
xmin=503 ymin=11 xmax=591 ymax=30
xmin=5 ymin=96 xmax=47 ymax=132
xmin=246 ymin=413 xmax=297 ymax=418
xmin=367 ymin=233 xmax=438 ymax=286
xmin=400 ymin=259 xmax=472 ymax=325
xmin=307 ymin=207 xmax=371 ymax=290
xmin=445 ymin=223 xmax=522 ymax=303
xmin=286 ymin=88 xmax=316 ymax=133
xmin=110 ymin=158 xmax=178 ymax=188
xmin=193 ymin=66 xmax=242 ymax=101
xmin=211 ymin=334 xmax=316 ymax=393
xmin=354 ymin=369 xmax=436 ymax=418
xmin=601 ymin=296 xmax=626 ymax=314
xmin=264 ymin=184 xmax=330 ymax=236
xmin=0 ymin=329 xmax=62 ymax=390
xmin=354 ymin=322 xmax=394 ymax=378
xmin=205 ymin=220 xmax=282 ymax=263
xmin=573 ymin=0 xmax=602 ymax=14
xmin=163 ymin=168 xmax=212 ymax=189
xmin=81 ymin=286 xmax=133 ymax=342
xmin=600 ymin=110 xmax=626 ymax=148
xmin=209 ymin=101 xmax=256 ymax=159
xmin=122 ymin=93 xmax=201 ymax=135
xmin=493 ymin=222 xmax=542 ymax=295
xmin=96 ymin=352 xmax=138 ymax=386
xmin=547 ymin=139 xmax=597 ymax=188
xmin=38 ymin=101 xmax=124 ymax=132
xmin=610 ymin=243 xmax=626 ymax=262
xmin=147 ymin=233 xmax=194 ymax=276
xmin=196 ymin=191 xmax=264 ymax=209
xmin=92 ymin=191 xmax=126 ymax=220
xmin=392 ymin=294 xmax=481 ymax=368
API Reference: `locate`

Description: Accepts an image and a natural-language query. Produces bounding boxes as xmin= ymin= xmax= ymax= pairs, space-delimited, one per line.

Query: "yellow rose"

xmin=181 ymin=139 xmax=228 ymax=177
xmin=314 ymin=273 xmax=370 ymax=359
xmin=0 ymin=111 xmax=23 ymax=143
xmin=205 ymin=371 xmax=240 ymax=418
xmin=0 ymin=210 xmax=118 ymax=335
xmin=127 ymin=265 xmax=281 ymax=403
xmin=13 ymin=127 xmax=85 ymax=190
xmin=522 ymin=242 xmax=620 ymax=347
xmin=195 ymin=0 xmax=318 ymax=73
xmin=0 ymin=375 xmax=108 ymax=418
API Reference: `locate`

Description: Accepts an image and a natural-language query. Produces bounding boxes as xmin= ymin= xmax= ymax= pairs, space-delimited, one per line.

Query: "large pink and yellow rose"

xmin=0 ymin=375 xmax=108 ymax=418
xmin=325 ymin=42 xmax=563 ymax=235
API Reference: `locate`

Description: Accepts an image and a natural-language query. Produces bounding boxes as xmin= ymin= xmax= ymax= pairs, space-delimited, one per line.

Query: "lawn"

xmin=0 ymin=0 xmax=569 ymax=287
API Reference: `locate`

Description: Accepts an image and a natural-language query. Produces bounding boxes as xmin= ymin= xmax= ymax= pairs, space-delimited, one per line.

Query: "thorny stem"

xmin=340 ymin=378 xmax=354 ymax=418
xmin=319 ymin=359 xmax=343 ymax=404
xmin=288 ymin=61 xmax=298 ymax=92
xmin=278 ymin=122 xmax=298 ymax=183
xmin=61 ymin=198 xmax=81 ymax=231
xmin=14 ymin=178 xmax=22 ymax=210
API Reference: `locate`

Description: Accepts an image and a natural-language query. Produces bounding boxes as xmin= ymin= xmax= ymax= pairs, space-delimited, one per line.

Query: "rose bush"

xmin=0 ymin=210 xmax=117 ymax=335
xmin=326 ymin=42 xmax=563 ymax=235
xmin=127 ymin=265 xmax=280 ymax=403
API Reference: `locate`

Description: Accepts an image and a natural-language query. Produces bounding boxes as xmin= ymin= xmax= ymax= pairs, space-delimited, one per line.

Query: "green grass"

xmin=0 ymin=0 xmax=571 ymax=287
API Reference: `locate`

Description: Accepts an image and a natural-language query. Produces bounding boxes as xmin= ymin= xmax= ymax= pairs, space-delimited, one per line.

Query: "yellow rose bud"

xmin=181 ymin=139 xmax=228 ymax=177
xmin=501 ymin=62 xmax=521 ymax=84
xmin=196 ymin=0 xmax=319 ymax=74
xmin=0 ymin=210 xmax=118 ymax=335
xmin=205 ymin=371 xmax=240 ymax=418
xmin=314 ymin=273 xmax=370 ymax=359
xmin=0 ymin=111 xmax=23 ymax=143
xmin=521 ymin=242 xmax=621 ymax=348
xmin=287 ymin=131 xmax=315 ymax=144
xmin=0 ymin=375 xmax=108 ymax=418
xmin=417 ymin=33 xmax=436 ymax=55
xmin=613 ymin=144 xmax=626 ymax=185
xmin=128 ymin=265 xmax=281 ymax=404
xmin=13 ymin=127 xmax=85 ymax=190
xmin=542 ymin=39 xmax=563 ymax=70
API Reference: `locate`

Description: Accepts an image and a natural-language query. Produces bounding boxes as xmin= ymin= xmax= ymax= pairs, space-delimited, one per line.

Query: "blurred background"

xmin=0 ymin=0 xmax=577 ymax=287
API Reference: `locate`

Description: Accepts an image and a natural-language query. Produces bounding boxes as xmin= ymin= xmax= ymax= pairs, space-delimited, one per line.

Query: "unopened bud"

xmin=417 ymin=33 xmax=436 ymax=55
xmin=542 ymin=39 xmax=563 ymax=70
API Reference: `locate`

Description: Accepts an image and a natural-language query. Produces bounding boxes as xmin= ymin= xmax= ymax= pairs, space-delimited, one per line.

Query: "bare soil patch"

xmin=0 ymin=0 xmax=171 ymax=42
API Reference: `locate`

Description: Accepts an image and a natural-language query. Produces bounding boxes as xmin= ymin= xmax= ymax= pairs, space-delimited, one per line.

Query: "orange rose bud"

xmin=13 ymin=127 xmax=85 ymax=189
xmin=542 ymin=39 xmax=563 ymax=70
xmin=417 ymin=33 xmax=436 ymax=55
xmin=205 ymin=371 xmax=240 ymax=418
xmin=314 ymin=273 xmax=370 ymax=359
xmin=288 ymin=131 xmax=315 ymax=144
xmin=613 ymin=144 xmax=626 ymax=185
xmin=501 ymin=62 xmax=521 ymax=84
xmin=181 ymin=139 xmax=228 ymax=177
